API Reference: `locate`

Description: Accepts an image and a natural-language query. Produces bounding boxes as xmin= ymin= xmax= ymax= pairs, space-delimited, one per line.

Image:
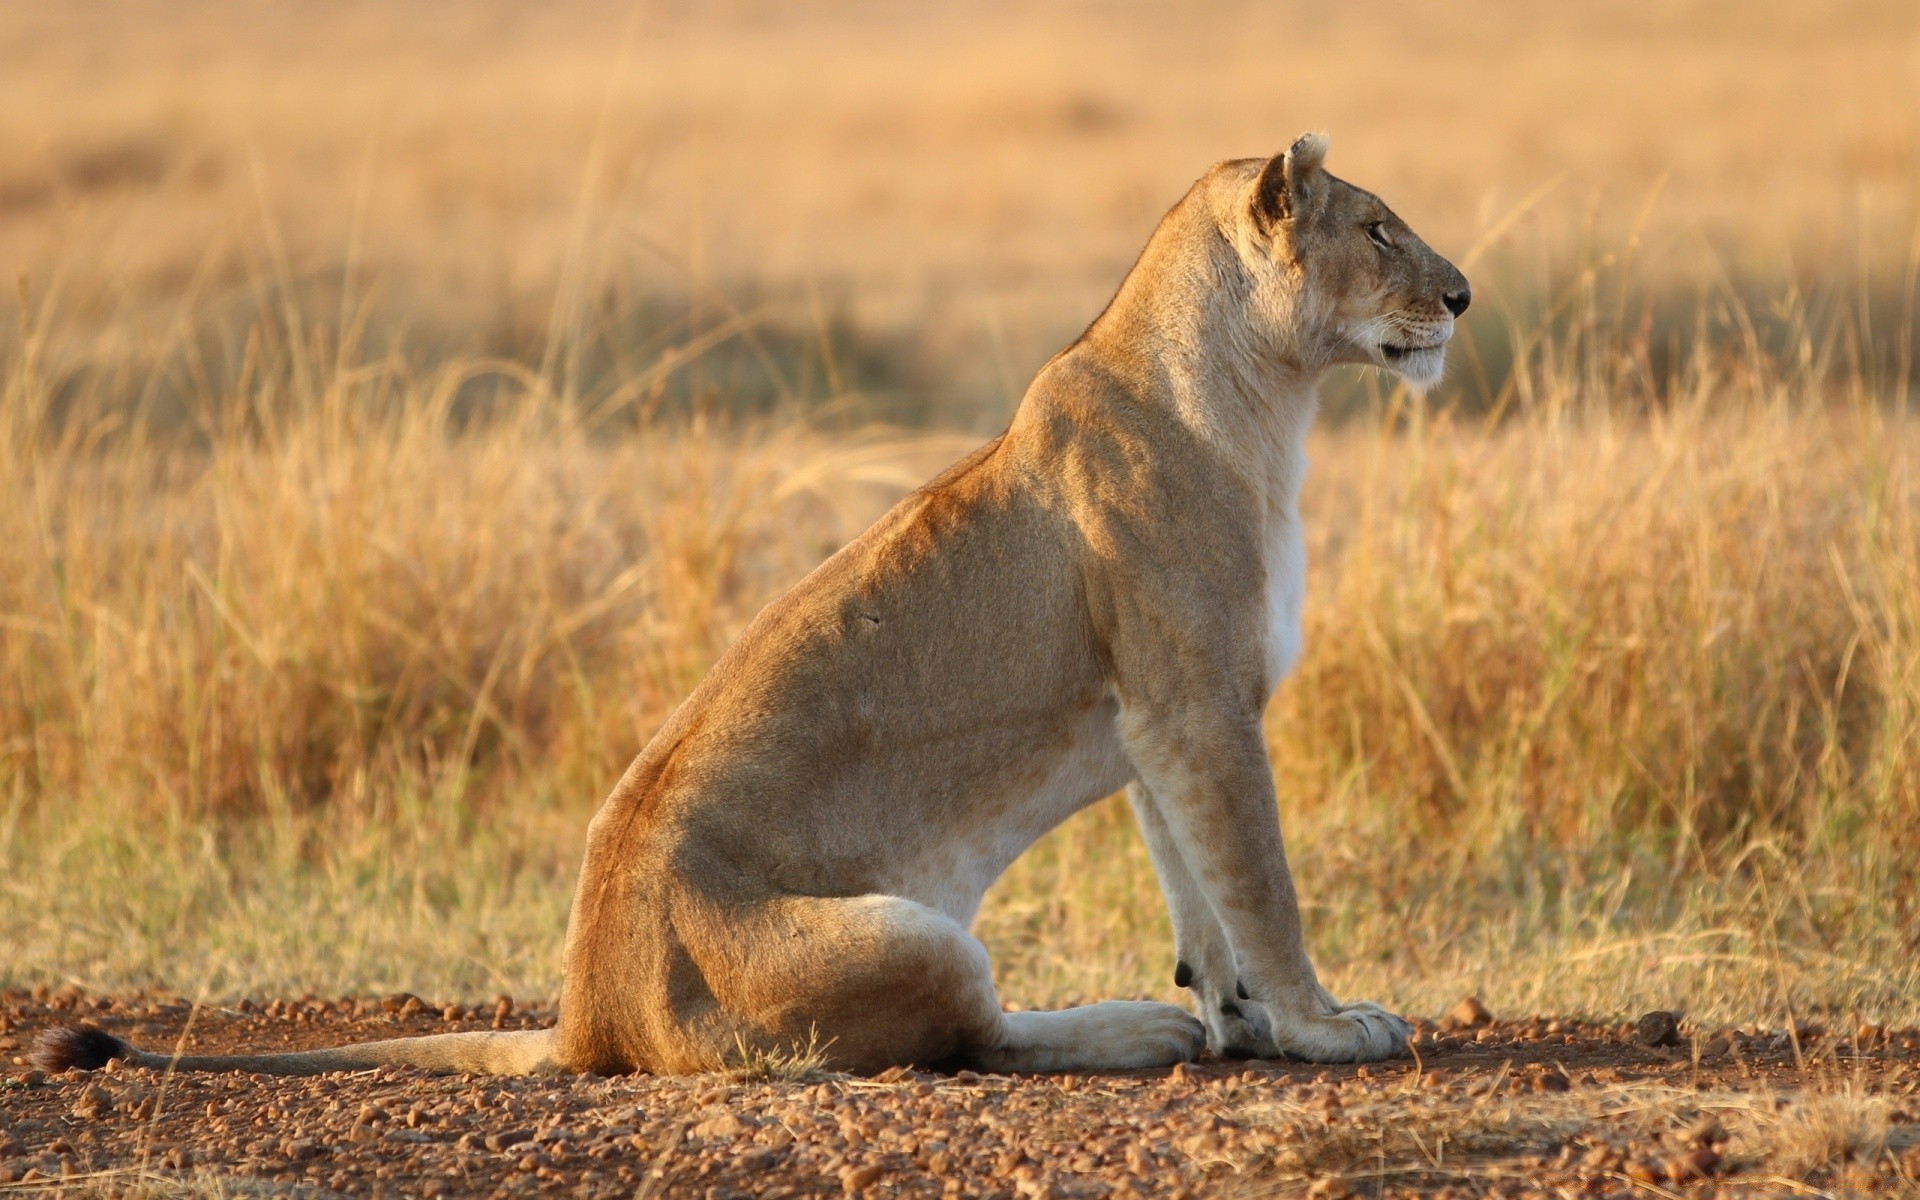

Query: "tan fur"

xmin=42 ymin=134 xmax=1468 ymax=1077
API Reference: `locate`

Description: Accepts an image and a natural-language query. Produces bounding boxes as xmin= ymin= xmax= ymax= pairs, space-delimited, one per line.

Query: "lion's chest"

xmin=1257 ymin=445 xmax=1309 ymax=694
xmin=1261 ymin=508 xmax=1306 ymax=691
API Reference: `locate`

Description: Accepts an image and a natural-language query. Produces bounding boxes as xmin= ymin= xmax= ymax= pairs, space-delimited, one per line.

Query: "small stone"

xmin=1636 ymin=1010 xmax=1683 ymax=1048
xmin=18 ymin=1070 xmax=44 ymax=1088
xmin=1444 ymin=997 xmax=1491 ymax=1030
xmin=1014 ymin=1175 xmax=1056 ymax=1200
xmin=384 ymin=1128 xmax=435 ymax=1143
xmin=1307 ymin=1175 xmax=1354 ymax=1199
xmin=840 ymin=1162 xmax=884 ymax=1193
xmin=693 ymin=1112 xmax=745 ymax=1139
xmin=1624 ymin=1160 xmax=1663 ymax=1184
xmin=381 ymin=993 xmax=426 ymax=1017
xmin=486 ymin=1129 xmax=535 ymax=1152
xmin=71 ymin=1084 xmax=114 ymax=1119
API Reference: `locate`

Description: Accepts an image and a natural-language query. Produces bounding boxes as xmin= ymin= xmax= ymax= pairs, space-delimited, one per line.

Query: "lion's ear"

xmin=1253 ymin=132 xmax=1330 ymax=229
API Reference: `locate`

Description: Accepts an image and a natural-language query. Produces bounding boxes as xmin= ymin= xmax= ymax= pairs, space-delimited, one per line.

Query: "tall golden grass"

xmin=2 ymin=0 xmax=1917 ymax=1024
xmin=5 ymin=250 xmax=1917 ymax=1023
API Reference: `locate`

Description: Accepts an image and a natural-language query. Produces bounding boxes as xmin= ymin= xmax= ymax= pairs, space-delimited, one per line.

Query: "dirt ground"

xmin=2 ymin=989 xmax=1918 ymax=1199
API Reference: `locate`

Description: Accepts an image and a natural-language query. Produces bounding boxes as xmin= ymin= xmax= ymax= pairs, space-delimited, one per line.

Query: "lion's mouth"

xmin=1380 ymin=342 xmax=1443 ymax=361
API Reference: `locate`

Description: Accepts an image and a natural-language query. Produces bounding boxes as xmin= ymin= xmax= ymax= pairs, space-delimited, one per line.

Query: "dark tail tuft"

xmin=31 ymin=1024 xmax=131 ymax=1072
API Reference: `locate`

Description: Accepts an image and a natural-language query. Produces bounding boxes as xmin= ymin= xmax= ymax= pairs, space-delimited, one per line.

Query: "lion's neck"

xmin=1087 ymin=235 xmax=1322 ymax=510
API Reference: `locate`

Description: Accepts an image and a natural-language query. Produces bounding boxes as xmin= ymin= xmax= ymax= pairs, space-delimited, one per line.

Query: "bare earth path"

xmin=3 ymin=990 xmax=1918 ymax=1198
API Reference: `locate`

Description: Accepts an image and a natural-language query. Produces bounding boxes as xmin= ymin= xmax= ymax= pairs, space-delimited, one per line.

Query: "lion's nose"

xmin=1443 ymin=288 xmax=1471 ymax=317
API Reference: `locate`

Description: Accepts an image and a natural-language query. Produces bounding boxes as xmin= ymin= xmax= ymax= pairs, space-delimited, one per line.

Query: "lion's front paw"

xmin=1180 ymin=967 xmax=1279 ymax=1059
xmin=1200 ymin=999 xmax=1275 ymax=1060
xmin=1124 ymin=1001 xmax=1209 ymax=1066
xmin=1270 ymin=994 xmax=1412 ymax=1063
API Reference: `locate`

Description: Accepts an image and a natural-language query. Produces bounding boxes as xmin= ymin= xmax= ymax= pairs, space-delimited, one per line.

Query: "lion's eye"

xmin=1365 ymin=221 xmax=1392 ymax=250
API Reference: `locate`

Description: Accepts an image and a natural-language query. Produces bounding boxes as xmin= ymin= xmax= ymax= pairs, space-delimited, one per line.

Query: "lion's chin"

xmin=1379 ymin=343 xmax=1447 ymax=391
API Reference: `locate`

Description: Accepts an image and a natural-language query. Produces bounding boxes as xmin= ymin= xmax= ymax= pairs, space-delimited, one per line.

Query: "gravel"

xmin=3 ymin=987 xmax=1918 ymax=1197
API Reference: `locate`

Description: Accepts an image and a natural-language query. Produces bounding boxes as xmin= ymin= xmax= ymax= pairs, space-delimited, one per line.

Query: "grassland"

xmin=3 ymin=0 xmax=1919 ymax=1043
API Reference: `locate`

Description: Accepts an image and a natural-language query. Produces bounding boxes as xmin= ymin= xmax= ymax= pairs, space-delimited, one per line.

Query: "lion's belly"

xmin=886 ymin=696 xmax=1133 ymax=928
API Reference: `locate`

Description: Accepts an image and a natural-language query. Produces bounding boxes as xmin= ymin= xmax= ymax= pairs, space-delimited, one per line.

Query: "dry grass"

xmin=1223 ymin=1072 xmax=1920 ymax=1195
xmin=1 ymin=0 xmax=1918 ymax=1032
xmin=717 ymin=1030 xmax=839 ymax=1086
xmin=5 ymin=281 xmax=1917 ymax=1023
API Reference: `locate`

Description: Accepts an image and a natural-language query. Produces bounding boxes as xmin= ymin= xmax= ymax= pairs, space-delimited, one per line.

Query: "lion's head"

xmin=1222 ymin=134 xmax=1470 ymax=390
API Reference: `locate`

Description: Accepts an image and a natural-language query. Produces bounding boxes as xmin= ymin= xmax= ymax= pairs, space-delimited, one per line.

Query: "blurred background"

xmin=2 ymin=1 xmax=1918 ymax=1024
xmin=5 ymin=0 xmax=1915 ymax=424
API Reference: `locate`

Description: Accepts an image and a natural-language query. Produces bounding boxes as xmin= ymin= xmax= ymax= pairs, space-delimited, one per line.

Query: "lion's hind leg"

xmin=698 ymin=893 xmax=1201 ymax=1075
xmin=969 ymin=1002 xmax=1204 ymax=1073
xmin=696 ymin=894 xmax=1001 ymax=1075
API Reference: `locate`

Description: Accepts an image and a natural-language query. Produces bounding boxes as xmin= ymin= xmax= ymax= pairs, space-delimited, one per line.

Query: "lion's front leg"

xmin=1128 ymin=781 xmax=1276 ymax=1058
xmin=1119 ymin=707 xmax=1411 ymax=1064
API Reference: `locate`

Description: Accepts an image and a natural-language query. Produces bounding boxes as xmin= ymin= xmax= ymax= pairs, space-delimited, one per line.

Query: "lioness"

xmin=39 ymin=133 xmax=1467 ymax=1077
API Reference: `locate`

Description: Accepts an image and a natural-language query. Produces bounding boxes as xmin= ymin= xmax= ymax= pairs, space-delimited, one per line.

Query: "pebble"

xmin=71 ymin=1084 xmax=113 ymax=1119
xmin=1635 ymin=1010 xmax=1683 ymax=1048
xmin=841 ymin=1162 xmax=884 ymax=1193
xmin=1444 ymin=997 xmax=1493 ymax=1029
xmin=693 ymin=1111 xmax=745 ymax=1139
xmin=484 ymin=1128 xmax=535 ymax=1152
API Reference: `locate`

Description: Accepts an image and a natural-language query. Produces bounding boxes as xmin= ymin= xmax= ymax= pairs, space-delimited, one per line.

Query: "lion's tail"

xmin=31 ymin=1022 xmax=558 ymax=1077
